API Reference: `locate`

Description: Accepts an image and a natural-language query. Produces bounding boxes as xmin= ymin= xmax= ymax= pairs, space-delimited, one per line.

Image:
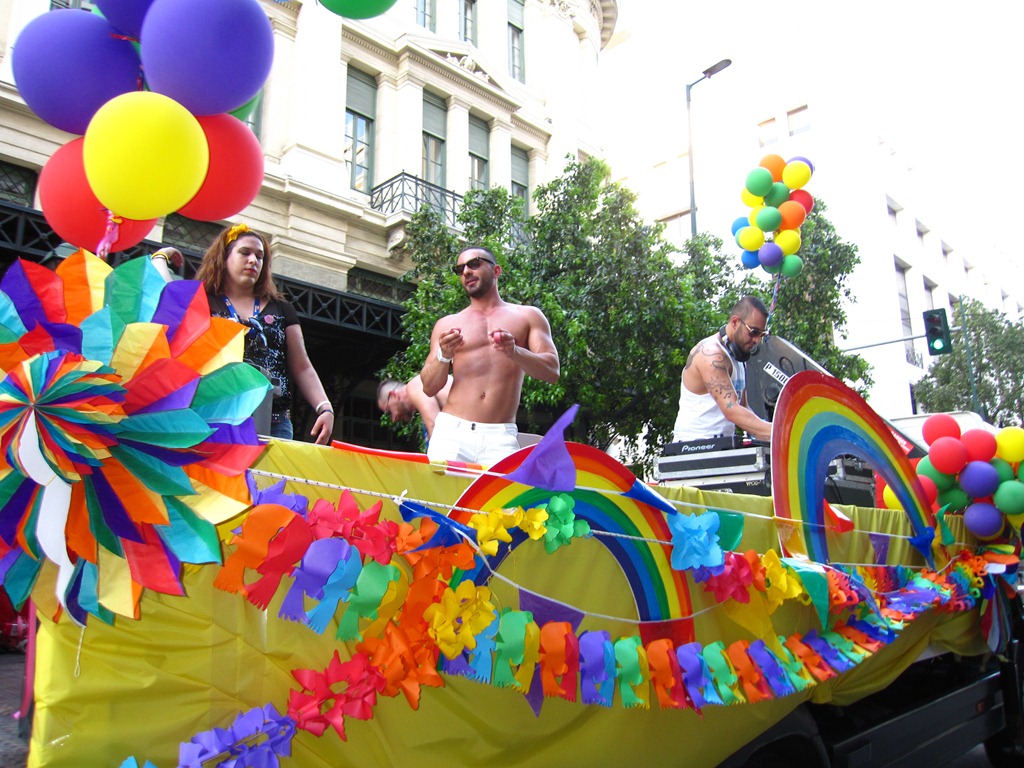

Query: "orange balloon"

xmin=759 ymin=154 xmax=786 ymax=182
xmin=778 ymin=200 xmax=807 ymax=230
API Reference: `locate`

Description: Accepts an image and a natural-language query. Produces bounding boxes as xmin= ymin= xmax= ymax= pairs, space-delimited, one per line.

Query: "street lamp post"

xmin=686 ymin=58 xmax=732 ymax=237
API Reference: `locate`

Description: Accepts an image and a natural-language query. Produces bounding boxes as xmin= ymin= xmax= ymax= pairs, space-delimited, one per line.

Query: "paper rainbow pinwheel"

xmin=0 ymin=251 xmax=269 ymax=624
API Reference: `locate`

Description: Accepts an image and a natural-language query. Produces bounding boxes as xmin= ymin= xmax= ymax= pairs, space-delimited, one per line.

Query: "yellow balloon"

xmin=736 ymin=225 xmax=765 ymax=252
xmin=748 ymin=205 xmax=765 ymax=226
xmin=996 ymin=426 xmax=1024 ymax=464
xmin=775 ymin=229 xmax=802 ymax=255
xmin=781 ymin=160 xmax=812 ymax=190
xmin=740 ymin=187 xmax=763 ymax=208
xmin=83 ymin=91 xmax=209 ymax=221
xmin=881 ymin=484 xmax=900 ymax=509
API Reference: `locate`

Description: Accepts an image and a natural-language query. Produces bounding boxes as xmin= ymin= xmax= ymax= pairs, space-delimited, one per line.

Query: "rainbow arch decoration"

xmin=772 ymin=371 xmax=935 ymax=566
xmin=450 ymin=442 xmax=695 ymax=645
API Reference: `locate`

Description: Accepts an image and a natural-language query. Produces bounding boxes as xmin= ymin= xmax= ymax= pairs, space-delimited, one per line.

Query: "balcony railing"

xmin=370 ymin=172 xmax=462 ymax=229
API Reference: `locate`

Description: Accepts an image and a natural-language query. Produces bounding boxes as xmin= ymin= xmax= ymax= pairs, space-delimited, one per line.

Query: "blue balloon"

xmin=12 ymin=11 xmax=141 ymax=134
xmin=141 ymin=0 xmax=274 ymax=116
xmin=731 ymin=216 xmax=749 ymax=236
xmin=740 ymin=249 xmax=760 ymax=269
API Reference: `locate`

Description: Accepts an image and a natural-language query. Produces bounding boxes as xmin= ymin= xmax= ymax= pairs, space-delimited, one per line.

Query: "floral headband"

xmin=224 ymin=223 xmax=252 ymax=247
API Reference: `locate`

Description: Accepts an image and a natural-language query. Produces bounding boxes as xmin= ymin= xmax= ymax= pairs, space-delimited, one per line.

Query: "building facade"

xmin=0 ymin=0 xmax=617 ymax=446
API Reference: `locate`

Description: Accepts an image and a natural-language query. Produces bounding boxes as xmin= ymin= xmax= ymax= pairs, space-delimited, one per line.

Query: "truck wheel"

xmin=984 ymin=731 xmax=1024 ymax=768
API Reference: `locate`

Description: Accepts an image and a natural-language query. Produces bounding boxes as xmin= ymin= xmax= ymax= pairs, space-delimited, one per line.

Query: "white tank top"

xmin=672 ymin=334 xmax=746 ymax=441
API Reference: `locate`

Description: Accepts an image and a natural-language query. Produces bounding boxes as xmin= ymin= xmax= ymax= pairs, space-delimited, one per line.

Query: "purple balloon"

xmin=95 ymin=0 xmax=158 ymax=38
xmin=141 ymin=0 xmax=274 ymax=116
xmin=788 ymin=156 xmax=816 ymax=173
xmin=758 ymin=241 xmax=784 ymax=268
xmin=12 ymin=10 xmax=141 ymax=134
xmin=959 ymin=460 xmax=1001 ymax=499
xmin=964 ymin=502 xmax=1004 ymax=539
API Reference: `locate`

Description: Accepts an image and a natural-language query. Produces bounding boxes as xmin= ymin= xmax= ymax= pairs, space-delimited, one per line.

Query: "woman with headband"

xmin=195 ymin=223 xmax=335 ymax=444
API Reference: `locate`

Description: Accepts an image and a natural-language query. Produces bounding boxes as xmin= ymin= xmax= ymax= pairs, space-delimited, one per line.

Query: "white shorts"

xmin=426 ymin=412 xmax=519 ymax=467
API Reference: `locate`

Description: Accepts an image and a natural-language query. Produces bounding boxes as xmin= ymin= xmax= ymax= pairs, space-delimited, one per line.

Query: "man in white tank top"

xmin=672 ymin=296 xmax=773 ymax=443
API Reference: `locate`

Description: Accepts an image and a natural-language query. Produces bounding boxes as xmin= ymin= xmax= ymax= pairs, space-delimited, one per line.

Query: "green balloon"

xmin=754 ymin=206 xmax=782 ymax=232
xmin=780 ymin=254 xmax=803 ymax=278
xmin=917 ymin=456 xmax=956 ymax=490
xmin=764 ymin=181 xmax=791 ymax=208
xmin=992 ymin=457 xmax=1016 ymax=483
xmin=745 ymin=167 xmax=774 ymax=197
xmin=937 ymin=486 xmax=971 ymax=511
xmin=230 ymin=90 xmax=263 ymax=123
xmin=319 ymin=0 xmax=400 ymax=18
xmin=762 ymin=259 xmax=783 ymax=274
xmin=995 ymin=480 xmax=1024 ymax=515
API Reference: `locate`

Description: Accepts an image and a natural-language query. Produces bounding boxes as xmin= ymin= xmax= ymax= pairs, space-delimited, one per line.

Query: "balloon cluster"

xmin=732 ymin=154 xmax=815 ymax=278
xmin=882 ymin=415 xmax=1024 ymax=541
xmin=13 ymin=0 xmax=271 ymax=254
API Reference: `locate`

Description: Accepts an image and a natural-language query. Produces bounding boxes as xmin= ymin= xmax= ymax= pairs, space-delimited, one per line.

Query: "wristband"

xmin=314 ymin=399 xmax=332 ymax=414
xmin=436 ymin=347 xmax=453 ymax=364
xmin=151 ymin=253 xmax=169 ymax=262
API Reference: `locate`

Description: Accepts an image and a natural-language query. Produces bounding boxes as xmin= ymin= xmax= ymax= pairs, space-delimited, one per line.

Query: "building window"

xmin=758 ymin=118 xmax=777 ymax=148
xmin=416 ymin=0 xmax=436 ymax=31
xmin=787 ymin=105 xmax=810 ymax=136
xmin=345 ymin=68 xmax=377 ymax=192
xmin=422 ymin=91 xmax=447 ymax=188
xmin=511 ymin=145 xmax=529 ymax=205
xmin=468 ymin=115 xmax=489 ymax=191
xmin=916 ymin=220 xmax=928 ymax=245
xmin=508 ymin=0 xmax=525 ymax=82
xmin=923 ymin=278 xmax=937 ymax=311
xmin=460 ymin=0 xmax=478 ymax=45
xmin=895 ymin=260 xmax=920 ymax=366
xmin=0 ymin=160 xmax=37 ymax=207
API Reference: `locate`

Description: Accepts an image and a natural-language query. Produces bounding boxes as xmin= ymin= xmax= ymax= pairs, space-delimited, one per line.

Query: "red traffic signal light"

xmin=923 ymin=308 xmax=952 ymax=355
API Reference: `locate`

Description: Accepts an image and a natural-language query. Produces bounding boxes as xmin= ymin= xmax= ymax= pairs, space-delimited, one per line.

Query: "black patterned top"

xmin=209 ymin=293 xmax=300 ymax=419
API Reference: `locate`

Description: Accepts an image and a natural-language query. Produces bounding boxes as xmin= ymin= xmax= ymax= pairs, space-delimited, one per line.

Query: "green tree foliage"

xmin=914 ymin=298 xmax=1024 ymax=426
xmin=382 ymin=158 xmax=871 ymax=471
xmin=758 ymin=201 xmax=873 ymax=394
xmin=385 ymin=158 xmax=726 ymax=470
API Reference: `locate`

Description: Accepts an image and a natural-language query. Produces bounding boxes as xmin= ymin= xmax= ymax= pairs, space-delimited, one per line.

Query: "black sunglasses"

xmin=243 ymin=316 xmax=268 ymax=350
xmin=452 ymin=256 xmax=495 ymax=276
xmin=741 ymin=320 xmax=767 ymax=338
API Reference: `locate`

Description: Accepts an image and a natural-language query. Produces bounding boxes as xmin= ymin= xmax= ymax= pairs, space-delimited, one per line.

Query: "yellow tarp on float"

xmin=28 ymin=440 xmax=987 ymax=768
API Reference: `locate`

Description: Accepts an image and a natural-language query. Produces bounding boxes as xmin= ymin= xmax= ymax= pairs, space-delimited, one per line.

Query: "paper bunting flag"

xmin=0 ymin=253 xmax=269 ymax=622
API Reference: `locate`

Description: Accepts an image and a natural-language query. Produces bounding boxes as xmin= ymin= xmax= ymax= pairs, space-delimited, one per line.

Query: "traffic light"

xmin=923 ymin=308 xmax=952 ymax=355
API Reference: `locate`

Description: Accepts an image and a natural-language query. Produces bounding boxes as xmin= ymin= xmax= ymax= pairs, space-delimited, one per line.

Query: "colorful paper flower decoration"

xmin=668 ymin=510 xmax=724 ymax=571
xmin=541 ymin=493 xmax=591 ymax=554
xmin=0 ymin=252 xmax=269 ymax=623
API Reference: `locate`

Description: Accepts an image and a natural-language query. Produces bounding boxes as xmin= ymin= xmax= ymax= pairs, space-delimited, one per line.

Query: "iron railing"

xmin=370 ymin=172 xmax=462 ymax=229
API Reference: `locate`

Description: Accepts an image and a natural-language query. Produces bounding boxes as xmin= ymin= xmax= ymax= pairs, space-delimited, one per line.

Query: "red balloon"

xmin=789 ymin=188 xmax=814 ymax=214
xmin=777 ymin=200 xmax=807 ymax=230
xmin=177 ymin=114 xmax=264 ymax=221
xmin=38 ymin=139 xmax=156 ymax=252
xmin=960 ymin=429 xmax=997 ymax=463
xmin=921 ymin=413 xmax=961 ymax=445
xmin=929 ymin=435 xmax=968 ymax=475
xmin=917 ymin=474 xmax=938 ymax=505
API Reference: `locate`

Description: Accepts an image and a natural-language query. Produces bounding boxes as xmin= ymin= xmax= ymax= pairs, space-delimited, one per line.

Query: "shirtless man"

xmin=672 ymin=295 xmax=772 ymax=443
xmin=376 ymin=374 xmax=452 ymax=440
xmin=420 ymin=246 xmax=560 ymax=466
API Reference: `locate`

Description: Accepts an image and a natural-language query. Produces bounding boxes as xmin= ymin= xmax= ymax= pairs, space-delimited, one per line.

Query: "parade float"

xmin=4 ymin=1 xmax=1024 ymax=765
xmin=0 ymin=252 xmax=1021 ymax=768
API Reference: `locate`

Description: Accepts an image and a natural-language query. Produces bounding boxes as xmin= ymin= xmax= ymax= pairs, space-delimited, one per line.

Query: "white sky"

xmin=604 ymin=1 xmax=1023 ymax=296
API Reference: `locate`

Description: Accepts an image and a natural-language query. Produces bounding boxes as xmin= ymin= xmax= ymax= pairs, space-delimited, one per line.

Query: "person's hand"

xmin=152 ymin=247 xmax=183 ymax=268
xmin=490 ymin=328 xmax=516 ymax=356
xmin=310 ymin=410 xmax=334 ymax=445
xmin=438 ymin=327 xmax=463 ymax=360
